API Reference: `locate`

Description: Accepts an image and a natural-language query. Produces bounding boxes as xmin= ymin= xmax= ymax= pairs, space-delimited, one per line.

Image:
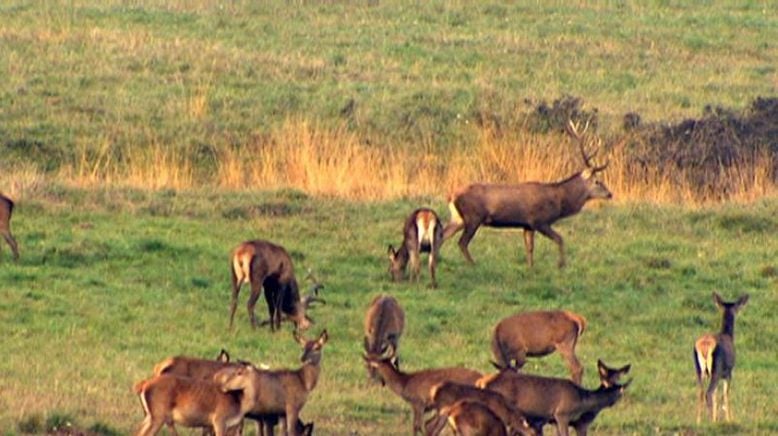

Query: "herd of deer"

xmin=0 ymin=123 xmax=750 ymax=435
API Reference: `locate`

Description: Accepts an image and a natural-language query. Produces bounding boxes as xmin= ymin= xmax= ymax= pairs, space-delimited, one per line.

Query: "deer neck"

xmin=376 ymin=360 xmax=410 ymax=397
xmin=557 ymin=176 xmax=590 ymax=217
xmin=577 ymin=385 xmax=622 ymax=413
xmin=299 ymin=358 xmax=322 ymax=392
xmin=720 ymin=311 xmax=736 ymax=338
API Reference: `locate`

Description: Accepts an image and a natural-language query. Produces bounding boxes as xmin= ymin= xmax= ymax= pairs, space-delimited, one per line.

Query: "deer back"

xmin=493 ymin=310 xmax=585 ymax=358
xmin=441 ymin=400 xmax=508 ymax=436
xmin=364 ymin=294 xmax=405 ymax=356
xmin=431 ymin=381 xmax=533 ymax=435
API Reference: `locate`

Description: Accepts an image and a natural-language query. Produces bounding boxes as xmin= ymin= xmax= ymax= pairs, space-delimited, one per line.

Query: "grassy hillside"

xmin=1 ymin=1 xmax=775 ymax=200
xmin=0 ymin=187 xmax=776 ymax=434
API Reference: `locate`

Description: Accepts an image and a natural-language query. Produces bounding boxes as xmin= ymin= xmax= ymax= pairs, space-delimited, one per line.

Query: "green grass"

xmin=1 ymin=0 xmax=776 ymax=170
xmin=0 ymin=187 xmax=776 ymax=434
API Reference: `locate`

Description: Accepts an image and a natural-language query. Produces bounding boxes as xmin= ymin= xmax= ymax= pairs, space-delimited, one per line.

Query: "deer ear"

xmin=621 ymin=364 xmax=631 ymax=374
xmin=217 ymin=349 xmax=230 ymax=363
xmin=712 ymin=292 xmax=724 ymax=307
xmin=597 ymin=359 xmax=608 ymax=377
xmin=318 ymin=329 xmax=329 ymax=345
xmin=736 ymin=294 xmax=749 ymax=309
xmin=387 ymin=245 xmax=396 ymax=257
xmin=293 ymin=331 xmax=306 ymax=346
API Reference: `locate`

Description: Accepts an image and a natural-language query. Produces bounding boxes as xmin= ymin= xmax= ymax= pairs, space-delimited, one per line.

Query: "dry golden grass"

xmin=3 ymin=121 xmax=774 ymax=205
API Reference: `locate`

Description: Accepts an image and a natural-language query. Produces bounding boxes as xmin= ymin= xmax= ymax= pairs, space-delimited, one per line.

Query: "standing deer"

xmin=388 ymin=207 xmax=444 ymax=288
xmin=362 ymin=348 xmax=482 ymax=435
xmin=229 ymin=240 xmax=324 ymax=331
xmin=363 ymin=294 xmax=405 ymax=363
xmin=491 ymin=310 xmax=587 ymax=384
xmin=694 ymin=292 xmax=749 ymax=423
xmin=0 ymin=193 xmax=19 ymax=261
xmin=214 ymin=330 xmax=329 ymax=436
xmin=442 ymin=121 xmax=611 ymax=268
xmin=133 ymin=373 xmax=252 ymax=436
xmin=477 ymin=368 xmax=631 ymax=436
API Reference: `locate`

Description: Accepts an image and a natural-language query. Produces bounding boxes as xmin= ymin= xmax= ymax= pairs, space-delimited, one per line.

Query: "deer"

xmin=0 ymin=193 xmax=19 ymax=261
xmin=388 ymin=207 xmax=444 ymax=288
xmin=477 ymin=366 xmax=631 ymax=436
xmin=694 ymin=292 xmax=749 ymax=423
xmin=491 ymin=310 xmax=587 ymax=384
xmin=362 ymin=347 xmax=483 ymax=435
xmin=152 ymin=349 xmax=235 ymax=380
xmin=133 ymin=373 xmax=253 ymax=436
xmin=214 ymin=330 xmax=329 ymax=436
xmin=442 ymin=121 xmax=612 ymax=269
xmin=363 ymin=294 xmax=405 ymax=364
xmin=229 ymin=240 xmax=324 ymax=332
xmin=426 ymin=381 xmax=536 ymax=436
xmin=438 ymin=400 xmax=509 ymax=436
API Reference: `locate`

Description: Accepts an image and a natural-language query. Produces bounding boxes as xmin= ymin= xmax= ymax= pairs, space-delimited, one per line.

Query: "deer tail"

xmin=694 ymin=335 xmax=717 ymax=378
xmin=133 ymin=377 xmax=152 ymax=394
xmin=564 ymin=311 xmax=587 ymax=337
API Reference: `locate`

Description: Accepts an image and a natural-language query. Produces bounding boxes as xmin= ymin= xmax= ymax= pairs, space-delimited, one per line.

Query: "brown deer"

xmin=491 ymin=310 xmax=587 ymax=384
xmin=477 ymin=367 xmax=631 ymax=436
xmin=388 ymin=208 xmax=444 ymax=288
xmin=214 ymin=330 xmax=329 ymax=436
xmin=133 ymin=373 xmax=253 ymax=436
xmin=426 ymin=381 xmax=536 ymax=436
xmin=694 ymin=292 xmax=749 ymax=423
xmin=362 ymin=349 xmax=482 ymax=435
xmin=438 ymin=400 xmax=508 ymax=436
xmin=152 ymin=349 xmax=235 ymax=380
xmin=363 ymin=294 xmax=405 ymax=363
xmin=442 ymin=121 xmax=611 ymax=268
xmin=229 ymin=240 xmax=324 ymax=331
xmin=0 ymin=193 xmax=19 ymax=261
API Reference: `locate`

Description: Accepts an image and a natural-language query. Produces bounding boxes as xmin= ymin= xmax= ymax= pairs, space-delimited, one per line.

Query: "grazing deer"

xmin=363 ymin=294 xmax=405 ymax=363
xmin=439 ymin=400 xmax=508 ymax=436
xmin=133 ymin=373 xmax=253 ymax=436
xmin=388 ymin=208 xmax=444 ymax=288
xmin=478 ymin=368 xmax=630 ymax=436
xmin=694 ymin=292 xmax=749 ymax=423
xmin=442 ymin=121 xmax=611 ymax=268
xmin=426 ymin=381 xmax=536 ymax=436
xmin=362 ymin=348 xmax=482 ymax=435
xmin=0 ymin=193 xmax=19 ymax=261
xmin=229 ymin=240 xmax=324 ymax=331
xmin=491 ymin=310 xmax=587 ymax=384
xmin=214 ymin=330 xmax=329 ymax=436
xmin=152 ymin=349 xmax=236 ymax=380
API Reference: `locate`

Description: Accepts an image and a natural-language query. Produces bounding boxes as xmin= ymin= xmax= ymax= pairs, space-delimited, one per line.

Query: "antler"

xmin=566 ymin=120 xmax=609 ymax=174
xmin=302 ymin=269 xmax=326 ymax=308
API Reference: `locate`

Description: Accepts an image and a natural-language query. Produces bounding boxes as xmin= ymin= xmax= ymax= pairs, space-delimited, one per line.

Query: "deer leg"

xmin=247 ymin=282 xmax=263 ymax=329
xmin=523 ymin=229 xmax=535 ymax=268
xmin=442 ymin=221 xmax=464 ymax=241
xmin=409 ymin=249 xmax=421 ymax=283
xmin=428 ymin=248 xmax=438 ymax=289
xmin=425 ymin=413 xmax=447 ymax=436
xmin=723 ymin=378 xmax=731 ymax=422
xmin=229 ymin=276 xmax=242 ymax=331
xmin=2 ymin=232 xmax=19 ymax=261
xmin=553 ymin=415 xmax=570 ymax=436
xmin=556 ymin=342 xmax=583 ymax=385
xmin=412 ymin=403 xmax=425 ymax=435
xmin=285 ymin=406 xmax=299 ymax=436
xmin=457 ymin=223 xmax=479 ymax=264
xmin=537 ymin=225 xmax=565 ymax=268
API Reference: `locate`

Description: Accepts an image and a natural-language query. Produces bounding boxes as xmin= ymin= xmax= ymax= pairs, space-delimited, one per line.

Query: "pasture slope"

xmin=0 ymin=187 xmax=776 ymax=435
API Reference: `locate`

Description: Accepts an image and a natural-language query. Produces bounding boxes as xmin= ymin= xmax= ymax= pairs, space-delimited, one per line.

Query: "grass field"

xmin=0 ymin=187 xmax=776 ymax=435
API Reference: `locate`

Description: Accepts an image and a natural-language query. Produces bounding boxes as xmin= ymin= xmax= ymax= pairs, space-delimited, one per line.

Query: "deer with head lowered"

xmin=363 ymin=347 xmax=482 ymax=435
xmin=363 ymin=294 xmax=405 ymax=368
xmin=694 ymin=292 xmax=749 ymax=423
xmin=426 ymin=381 xmax=536 ymax=436
xmin=438 ymin=400 xmax=510 ymax=436
xmin=477 ymin=363 xmax=631 ymax=436
xmin=442 ymin=121 xmax=612 ymax=268
xmin=388 ymin=207 xmax=444 ymax=288
xmin=491 ymin=310 xmax=587 ymax=384
xmin=229 ymin=240 xmax=324 ymax=332
xmin=214 ymin=330 xmax=328 ymax=436
xmin=0 ymin=193 xmax=19 ymax=261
